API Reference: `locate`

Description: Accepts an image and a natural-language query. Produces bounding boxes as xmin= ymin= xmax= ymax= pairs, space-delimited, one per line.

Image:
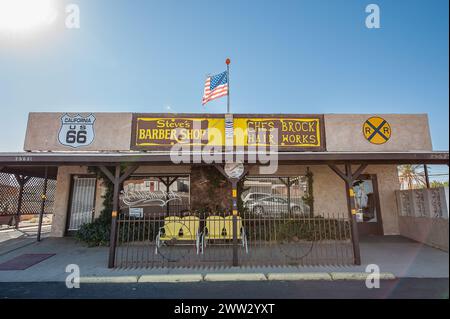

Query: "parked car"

xmin=244 ymin=195 xmax=309 ymax=216
xmin=241 ymin=192 xmax=272 ymax=204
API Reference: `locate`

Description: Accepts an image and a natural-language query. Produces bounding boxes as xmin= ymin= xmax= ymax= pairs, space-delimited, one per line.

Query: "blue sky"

xmin=0 ymin=0 xmax=448 ymax=155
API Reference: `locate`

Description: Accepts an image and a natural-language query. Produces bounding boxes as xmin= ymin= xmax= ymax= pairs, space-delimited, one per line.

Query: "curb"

xmin=80 ymin=276 xmax=138 ymax=283
xmin=204 ymin=273 xmax=267 ymax=282
xmin=138 ymin=274 xmax=203 ymax=283
xmin=267 ymin=272 xmax=332 ymax=281
xmin=330 ymin=272 xmax=396 ymax=280
xmin=62 ymin=272 xmax=397 ymax=284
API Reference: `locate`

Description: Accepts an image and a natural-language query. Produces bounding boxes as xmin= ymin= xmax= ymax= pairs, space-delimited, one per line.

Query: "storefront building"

xmin=0 ymin=112 xmax=448 ymax=268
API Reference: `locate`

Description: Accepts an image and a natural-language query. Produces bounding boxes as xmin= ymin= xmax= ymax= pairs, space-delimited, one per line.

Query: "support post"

xmin=215 ymin=164 xmax=248 ymax=267
xmin=99 ymin=165 xmax=139 ymax=268
xmin=158 ymin=176 xmax=179 ymax=216
xmin=287 ymin=177 xmax=291 ymax=215
xmin=108 ymin=165 xmax=121 ymax=268
xmin=344 ymin=164 xmax=361 ymax=265
xmin=328 ymin=163 xmax=366 ymax=265
xmin=13 ymin=175 xmax=29 ymax=229
xmin=231 ymin=180 xmax=238 ymax=266
xmin=279 ymin=177 xmax=292 ymax=214
xmin=15 ymin=180 xmax=24 ymax=229
xmin=424 ymin=164 xmax=430 ymax=189
xmin=37 ymin=167 xmax=48 ymax=242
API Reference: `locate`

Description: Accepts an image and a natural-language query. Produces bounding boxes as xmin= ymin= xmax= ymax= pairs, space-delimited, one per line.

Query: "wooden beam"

xmin=214 ymin=164 xmax=227 ymax=179
xmin=108 ymin=165 xmax=121 ymax=268
xmin=37 ymin=167 xmax=48 ymax=242
xmin=99 ymin=166 xmax=115 ymax=183
xmin=329 ymin=163 xmax=362 ymax=266
xmin=424 ymin=164 xmax=430 ymax=189
xmin=118 ymin=165 xmax=139 ymax=184
xmin=167 ymin=177 xmax=178 ymax=187
xmin=328 ymin=164 xmax=350 ymax=184
xmin=13 ymin=174 xmax=32 ymax=186
xmin=157 ymin=177 xmax=167 ymax=186
xmin=351 ymin=164 xmax=368 ymax=181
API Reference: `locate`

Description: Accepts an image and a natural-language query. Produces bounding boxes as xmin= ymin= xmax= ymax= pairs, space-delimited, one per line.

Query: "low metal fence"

xmin=114 ymin=175 xmax=354 ymax=268
xmin=114 ymin=209 xmax=353 ymax=268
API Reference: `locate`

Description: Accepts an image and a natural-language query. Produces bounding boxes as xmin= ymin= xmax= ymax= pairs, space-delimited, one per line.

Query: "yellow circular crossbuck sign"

xmin=363 ymin=117 xmax=391 ymax=144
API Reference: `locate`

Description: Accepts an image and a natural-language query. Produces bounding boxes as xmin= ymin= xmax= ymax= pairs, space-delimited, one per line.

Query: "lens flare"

xmin=0 ymin=0 xmax=57 ymax=32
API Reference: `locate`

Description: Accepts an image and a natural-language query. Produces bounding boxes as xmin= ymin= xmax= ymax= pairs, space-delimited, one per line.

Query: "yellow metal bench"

xmin=155 ymin=216 xmax=201 ymax=254
xmin=202 ymin=215 xmax=248 ymax=253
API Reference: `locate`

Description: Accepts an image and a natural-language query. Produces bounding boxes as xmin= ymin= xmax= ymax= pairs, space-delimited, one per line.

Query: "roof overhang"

xmin=0 ymin=151 xmax=448 ymax=167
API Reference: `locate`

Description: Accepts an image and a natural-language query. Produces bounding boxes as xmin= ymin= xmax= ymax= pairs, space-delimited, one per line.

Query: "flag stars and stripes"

xmin=202 ymin=71 xmax=228 ymax=105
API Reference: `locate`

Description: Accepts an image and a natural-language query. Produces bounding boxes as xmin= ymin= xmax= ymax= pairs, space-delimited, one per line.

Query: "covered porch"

xmin=0 ymin=150 xmax=448 ymax=268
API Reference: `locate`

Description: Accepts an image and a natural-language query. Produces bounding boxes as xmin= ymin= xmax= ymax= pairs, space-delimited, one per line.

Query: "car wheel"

xmin=253 ymin=206 xmax=264 ymax=215
xmin=291 ymin=206 xmax=302 ymax=215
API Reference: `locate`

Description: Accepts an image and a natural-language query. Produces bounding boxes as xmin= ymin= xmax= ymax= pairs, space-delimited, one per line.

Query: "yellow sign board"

xmin=234 ymin=117 xmax=323 ymax=150
xmin=363 ymin=117 xmax=391 ymax=145
xmin=132 ymin=116 xmax=225 ymax=149
xmin=131 ymin=114 xmax=325 ymax=151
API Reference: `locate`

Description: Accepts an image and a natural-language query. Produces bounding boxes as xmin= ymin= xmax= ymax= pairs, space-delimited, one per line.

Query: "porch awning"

xmin=0 ymin=151 xmax=448 ymax=167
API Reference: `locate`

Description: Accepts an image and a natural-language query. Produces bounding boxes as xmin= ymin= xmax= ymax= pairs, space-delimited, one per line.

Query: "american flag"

xmin=202 ymin=71 xmax=228 ymax=105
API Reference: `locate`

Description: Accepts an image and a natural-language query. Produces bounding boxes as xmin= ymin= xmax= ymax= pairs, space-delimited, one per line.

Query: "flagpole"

xmin=226 ymin=58 xmax=231 ymax=113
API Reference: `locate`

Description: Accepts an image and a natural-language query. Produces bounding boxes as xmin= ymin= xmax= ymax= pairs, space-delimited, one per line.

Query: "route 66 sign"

xmin=58 ymin=113 xmax=96 ymax=148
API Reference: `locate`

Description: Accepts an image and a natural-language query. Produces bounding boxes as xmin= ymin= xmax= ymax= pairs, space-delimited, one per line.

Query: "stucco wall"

xmin=399 ymin=216 xmax=449 ymax=251
xmin=24 ymin=112 xmax=132 ymax=151
xmin=324 ymin=114 xmax=432 ymax=152
xmin=51 ymin=166 xmax=88 ymax=237
xmin=51 ymin=166 xmax=106 ymax=237
xmin=24 ymin=113 xmax=432 ymax=152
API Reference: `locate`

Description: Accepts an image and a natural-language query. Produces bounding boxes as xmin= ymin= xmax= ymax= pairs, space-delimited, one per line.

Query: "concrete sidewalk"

xmin=0 ymin=236 xmax=447 ymax=282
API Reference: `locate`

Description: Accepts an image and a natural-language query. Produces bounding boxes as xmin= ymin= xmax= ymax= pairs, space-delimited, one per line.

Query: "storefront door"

xmin=352 ymin=174 xmax=383 ymax=236
xmin=66 ymin=176 xmax=97 ymax=232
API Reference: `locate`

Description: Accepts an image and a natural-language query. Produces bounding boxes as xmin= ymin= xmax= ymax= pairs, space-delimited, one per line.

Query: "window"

xmin=120 ymin=176 xmax=190 ymax=216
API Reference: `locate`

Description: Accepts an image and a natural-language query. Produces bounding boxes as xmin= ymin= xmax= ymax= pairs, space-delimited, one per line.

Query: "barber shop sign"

xmin=58 ymin=113 xmax=96 ymax=148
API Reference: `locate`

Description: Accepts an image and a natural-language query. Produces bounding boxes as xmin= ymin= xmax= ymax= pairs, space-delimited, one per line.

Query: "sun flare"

xmin=0 ymin=0 xmax=57 ymax=32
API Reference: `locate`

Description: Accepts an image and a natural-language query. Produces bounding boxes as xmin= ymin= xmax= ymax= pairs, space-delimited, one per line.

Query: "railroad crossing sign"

xmin=363 ymin=117 xmax=391 ymax=144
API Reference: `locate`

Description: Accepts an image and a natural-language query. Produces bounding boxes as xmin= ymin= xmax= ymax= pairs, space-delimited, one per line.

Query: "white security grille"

xmin=68 ymin=177 xmax=96 ymax=230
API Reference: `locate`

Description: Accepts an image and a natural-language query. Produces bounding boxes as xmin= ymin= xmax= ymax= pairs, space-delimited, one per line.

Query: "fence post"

xmin=37 ymin=167 xmax=48 ymax=242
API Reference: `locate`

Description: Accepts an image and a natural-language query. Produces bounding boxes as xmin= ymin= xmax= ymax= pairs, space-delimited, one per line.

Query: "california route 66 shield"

xmin=58 ymin=113 xmax=96 ymax=148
